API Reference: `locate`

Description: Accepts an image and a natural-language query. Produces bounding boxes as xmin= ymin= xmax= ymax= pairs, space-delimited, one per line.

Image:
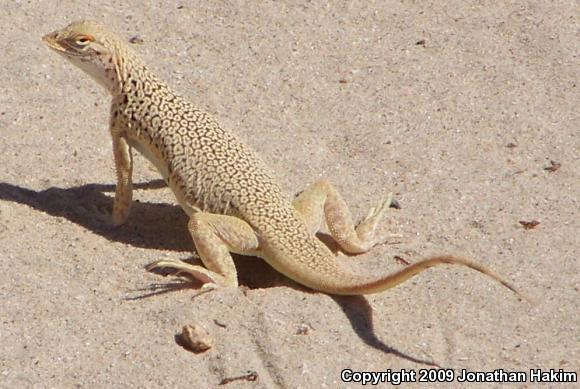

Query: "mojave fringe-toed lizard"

xmin=43 ymin=21 xmax=527 ymax=299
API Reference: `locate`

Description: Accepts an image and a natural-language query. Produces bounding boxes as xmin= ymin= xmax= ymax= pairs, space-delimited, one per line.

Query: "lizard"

xmin=42 ymin=20 xmax=525 ymax=298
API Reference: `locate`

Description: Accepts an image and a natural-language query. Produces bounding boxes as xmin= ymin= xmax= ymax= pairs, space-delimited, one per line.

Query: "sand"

xmin=1 ymin=1 xmax=578 ymax=388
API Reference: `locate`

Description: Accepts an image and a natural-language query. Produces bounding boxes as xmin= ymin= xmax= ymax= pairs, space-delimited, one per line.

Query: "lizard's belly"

xmin=127 ymin=137 xmax=198 ymax=216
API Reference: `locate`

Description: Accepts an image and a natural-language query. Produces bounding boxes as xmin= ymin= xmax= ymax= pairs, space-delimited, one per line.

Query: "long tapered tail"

xmin=317 ymin=254 xmax=530 ymax=301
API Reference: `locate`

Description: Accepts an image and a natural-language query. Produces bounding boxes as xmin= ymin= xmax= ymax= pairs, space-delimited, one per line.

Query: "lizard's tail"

xmin=315 ymin=254 xmax=530 ymax=302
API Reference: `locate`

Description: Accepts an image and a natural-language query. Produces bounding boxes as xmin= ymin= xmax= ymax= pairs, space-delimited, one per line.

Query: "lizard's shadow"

xmin=332 ymin=296 xmax=440 ymax=367
xmin=0 ymin=180 xmax=286 ymax=284
xmin=0 ymin=180 xmax=437 ymax=366
xmin=0 ymin=180 xmax=191 ymax=251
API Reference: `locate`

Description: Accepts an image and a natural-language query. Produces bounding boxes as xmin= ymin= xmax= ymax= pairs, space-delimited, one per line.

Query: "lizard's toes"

xmin=146 ymin=259 xmax=215 ymax=284
xmin=375 ymin=232 xmax=405 ymax=246
xmin=146 ymin=259 xmax=236 ymax=289
xmin=359 ymin=193 xmax=394 ymax=226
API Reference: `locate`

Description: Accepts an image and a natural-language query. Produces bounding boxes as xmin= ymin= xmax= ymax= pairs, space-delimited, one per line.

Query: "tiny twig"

xmin=219 ymin=371 xmax=258 ymax=385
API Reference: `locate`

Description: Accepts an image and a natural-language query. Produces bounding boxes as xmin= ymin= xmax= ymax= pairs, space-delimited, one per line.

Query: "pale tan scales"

xmin=43 ymin=21 xmax=527 ymax=298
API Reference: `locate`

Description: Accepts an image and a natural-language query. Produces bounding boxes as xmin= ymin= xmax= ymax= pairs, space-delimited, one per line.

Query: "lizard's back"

xmin=117 ymin=73 xmax=307 ymax=231
xmin=119 ymin=82 xmax=333 ymax=280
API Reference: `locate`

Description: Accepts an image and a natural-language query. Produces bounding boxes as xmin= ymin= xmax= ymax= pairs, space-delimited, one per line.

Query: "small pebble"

xmin=181 ymin=324 xmax=212 ymax=352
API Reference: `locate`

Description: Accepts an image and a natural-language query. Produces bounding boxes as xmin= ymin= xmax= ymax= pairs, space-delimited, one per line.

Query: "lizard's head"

xmin=43 ymin=20 xmax=127 ymax=93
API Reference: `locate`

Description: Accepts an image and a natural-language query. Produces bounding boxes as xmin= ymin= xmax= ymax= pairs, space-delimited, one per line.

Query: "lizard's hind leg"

xmin=292 ymin=179 xmax=400 ymax=254
xmin=147 ymin=213 xmax=261 ymax=288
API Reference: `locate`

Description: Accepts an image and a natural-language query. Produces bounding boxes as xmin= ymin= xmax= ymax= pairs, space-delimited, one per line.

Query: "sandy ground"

xmin=1 ymin=1 xmax=578 ymax=388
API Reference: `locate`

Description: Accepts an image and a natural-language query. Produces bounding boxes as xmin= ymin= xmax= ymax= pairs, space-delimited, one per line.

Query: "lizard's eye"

xmin=74 ymin=34 xmax=94 ymax=46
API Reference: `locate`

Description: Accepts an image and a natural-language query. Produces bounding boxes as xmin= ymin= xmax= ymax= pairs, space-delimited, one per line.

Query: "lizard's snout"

xmin=42 ymin=32 xmax=54 ymax=44
xmin=42 ymin=32 xmax=66 ymax=53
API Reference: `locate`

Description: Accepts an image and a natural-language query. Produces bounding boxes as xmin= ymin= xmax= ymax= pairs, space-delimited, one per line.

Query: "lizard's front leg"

xmin=293 ymin=179 xmax=400 ymax=254
xmin=110 ymin=130 xmax=133 ymax=225
xmin=147 ymin=213 xmax=261 ymax=288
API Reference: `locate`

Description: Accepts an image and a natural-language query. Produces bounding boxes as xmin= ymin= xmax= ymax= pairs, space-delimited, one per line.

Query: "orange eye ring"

xmin=75 ymin=34 xmax=94 ymax=45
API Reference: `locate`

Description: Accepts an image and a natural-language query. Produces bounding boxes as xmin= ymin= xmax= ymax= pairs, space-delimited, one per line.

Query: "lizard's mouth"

xmin=42 ymin=33 xmax=83 ymax=57
xmin=42 ymin=33 xmax=62 ymax=50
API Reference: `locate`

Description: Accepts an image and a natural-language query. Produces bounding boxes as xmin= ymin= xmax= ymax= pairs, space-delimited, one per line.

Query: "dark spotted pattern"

xmin=110 ymin=38 xmax=344 ymax=276
xmin=46 ymin=21 xmax=381 ymax=289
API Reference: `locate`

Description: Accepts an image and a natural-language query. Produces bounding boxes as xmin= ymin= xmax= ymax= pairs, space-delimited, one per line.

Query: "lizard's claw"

xmin=146 ymin=259 xmax=228 ymax=287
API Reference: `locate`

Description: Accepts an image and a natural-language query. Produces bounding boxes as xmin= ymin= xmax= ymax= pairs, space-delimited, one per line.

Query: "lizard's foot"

xmin=112 ymin=211 xmax=129 ymax=226
xmin=358 ymin=194 xmax=393 ymax=231
xmin=146 ymin=259 xmax=236 ymax=288
xmin=81 ymin=203 xmax=117 ymax=227
xmin=293 ymin=180 xmax=403 ymax=254
xmin=356 ymin=193 xmax=403 ymax=247
xmin=191 ymin=283 xmax=220 ymax=298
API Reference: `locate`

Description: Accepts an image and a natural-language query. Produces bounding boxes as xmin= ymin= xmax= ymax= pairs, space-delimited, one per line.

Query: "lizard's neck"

xmin=112 ymin=44 xmax=154 ymax=96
